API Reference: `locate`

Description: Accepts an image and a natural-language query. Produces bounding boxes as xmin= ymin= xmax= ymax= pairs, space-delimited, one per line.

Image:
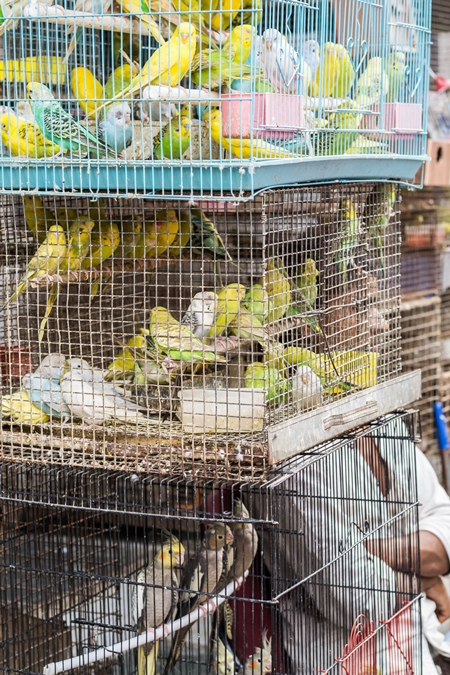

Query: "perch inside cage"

xmin=0 ymin=0 xmax=431 ymax=195
xmin=0 ymin=184 xmax=405 ymax=478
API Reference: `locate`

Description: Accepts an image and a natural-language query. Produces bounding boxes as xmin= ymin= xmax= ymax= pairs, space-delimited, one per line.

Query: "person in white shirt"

xmin=261 ymin=415 xmax=450 ymax=674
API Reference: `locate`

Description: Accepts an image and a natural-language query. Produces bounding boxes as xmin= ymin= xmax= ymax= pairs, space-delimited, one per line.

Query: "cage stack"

xmin=0 ymin=0 xmax=431 ymax=671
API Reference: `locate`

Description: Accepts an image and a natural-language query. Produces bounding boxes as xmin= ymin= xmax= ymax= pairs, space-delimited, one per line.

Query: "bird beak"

xmin=176 ymin=552 xmax=185 ymax=566
xmin=181 ymin=32 xmax=190 ymax=39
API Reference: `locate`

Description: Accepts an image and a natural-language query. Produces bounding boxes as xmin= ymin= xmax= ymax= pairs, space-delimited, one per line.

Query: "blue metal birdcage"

xmin=0 ymin=0 xmax=431 ymax=198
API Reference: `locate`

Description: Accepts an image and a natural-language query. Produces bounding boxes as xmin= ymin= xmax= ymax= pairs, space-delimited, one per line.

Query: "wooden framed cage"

xmin=0 ymin=413 xmax=422 ymax=675
xmin=0 ymin=183 xmax=420 ymax=480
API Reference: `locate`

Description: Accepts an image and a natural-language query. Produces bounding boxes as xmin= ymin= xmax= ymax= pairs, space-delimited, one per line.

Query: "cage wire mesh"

xmin=0 ymin=412 xmax=422 ymax=675
xmin=0 ymin=183 xmax=402 ymax=479
xmin=400 ymin=295 xmax=441 ymax=460
xmin=0 ymin=0 xmax=431 ymax=196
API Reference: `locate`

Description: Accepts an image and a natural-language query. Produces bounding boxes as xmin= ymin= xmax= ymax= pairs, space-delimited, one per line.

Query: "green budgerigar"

xmin=355 ymin=57 xmax=389 ymax=108
xmin=26 ymin=82 xmax=115 ymax=158
xmin=294 ymin=257 xmax=321 ymax=333
xmin=153 ymin=115 xmax=191 ymax=160
xmin=244 ymin=361 xmax=291 ymax=406
xmin=335 ymin=197 xmax=360 ymax=283
xmin=364 ymin=183 xmax=396 ymax=274
xmin=386 ymin=50 xmax=406 ymax=103
xmin=207 ymin=283 xmax=247 ymax=339
xmin=243 ymin=284 xmax=271 ymax=324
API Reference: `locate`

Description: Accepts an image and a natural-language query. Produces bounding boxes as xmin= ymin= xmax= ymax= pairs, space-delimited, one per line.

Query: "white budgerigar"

xmin=291 ymin=365 xmax=323 ymax=412
xmin=136 ymin=87 xmax=178 ymax=124
xmin=22 ymin=353 xmax=71 ymax=419
xmin=261 ymin=29 xmax=311 ymax=95
xmin=302 ymin=39 xmax=320 ymax=83
xmin=60 ymin=358 xmax=146 ymax=424
xmin=180 ymin=291 xmax=218 ymax=340
xmin=97 ymin=103 xmax=133 ymax=155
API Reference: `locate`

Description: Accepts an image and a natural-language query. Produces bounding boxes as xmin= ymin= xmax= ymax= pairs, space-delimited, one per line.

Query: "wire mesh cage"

xmin=0 ymin=412 xmax=422 ymax=675
xmin=0 ymin=0 xmax=431 ymax=197
xmin=0 ymin=183 xmax=410 ymax=480
xmin=401 ymin=294 xmax=441 ymax=457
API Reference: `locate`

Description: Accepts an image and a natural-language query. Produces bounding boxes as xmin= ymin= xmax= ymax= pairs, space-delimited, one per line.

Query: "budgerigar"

xmin=181 ymin=291 xmax=218 ymax=339
xmin=190 ymin=25 xmax=255 ymax=89
xmin=386 ymin=50 xmax=406 ymax=102
xmin=311 ymin=41 xmax=355 ymax=98
xmin=206 ymin=108 xmax=295 ymax=160
xmin=228 ymin=306 xmax=267 ymax=345
xmin=149 ymin=306 xmax=226 ymax=363
xmin=104 ymin=63 xmax=139 ymax=100
xmin=335 ymin=197 xmax=360 ymax=283
xmin=22 ymin=354 xmax=71 ymax=419
xmin=206 ymin=283 xmax=246 ymax=339
xmin=117 ymin=216 xmax=144 ymax=259
xmin=64 ymin=0 xmax=111 ymax=64
xmin=80 ymin=220 xmax=121 ymax=297
xmin=71 ymin=66 xmax=103 ymax=117
xmin=364 ymin=183 xmax=396 ymax=274
xmin=302 ymin=39 xmax=320 ymax=83
xmin=295 ymin=257 xmax=321 ymax=333
xmin=105 ymin=23 xmax=197 ymax=106
xmin=244 ymin=361 xmax=290 ymax=405
xmin=0 ymin=111 xmax=60 ymax=157
xmin=27 ymin=82 xmax=115 ymax=158
xmin=355 ymin=57 xmax=389 ymax=108
xmin=60 ymin=358 xmax=147 ymax=424
xmin=131 ymin=533 xmax=185 ymax=675
xmin=315 ymin=101 xmax=362 ymax=156
xmin=209 ymin=0 xmax=241 ymax=31
xmin=97 ymin=103 xmax=133 ymax=155
xmin=243 ymin=284 xmax=271 ymax=324
xmin=163 ymin=523 xmax=234 ymax=675
xmin=237 ymin=634 xmax=272 ymax=675
xmin=167 ymin=210 xmax=192 ymax=257
xmin=258 ymin=257 xmax=291 ymax=322
xmin=22 ymin=195 xmax=56 ymax=243
xmin=261 ymin=29 xmax=311 ymax=95
xmin=1 ymin=389 xmax=50 ymax=425
xmin=191 ymin=208 xmax=230 ymax=260
xmin=118 ymin=0 xmax=165 ymax=46
xmin=152 ymin=115 xmax=191 ymax=160
xmin=39 ymin=216 xmax=97 ymax=340
xmin=134 ymin=209 xmax=179 ymax=258
xmin=291 ymin=365 xmax=324 ymax=412
xmin=135 ymin=93 xmax=177 ymax=124
xmin=2 ymin=224 xmax=67 ymax=310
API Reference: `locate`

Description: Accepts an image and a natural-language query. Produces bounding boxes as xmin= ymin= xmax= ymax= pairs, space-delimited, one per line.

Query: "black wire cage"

xmin=0 ymin=412 xmax=422 ymax=675
xmin=0 ymin=182 xmax=416 ymax=481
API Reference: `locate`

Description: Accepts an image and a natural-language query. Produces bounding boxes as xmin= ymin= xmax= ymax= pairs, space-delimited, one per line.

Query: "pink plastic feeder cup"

xmin=366 ymin=103 xmax=423 ymax=137
xmin=221 ymin=92 xmax=305 ymax=141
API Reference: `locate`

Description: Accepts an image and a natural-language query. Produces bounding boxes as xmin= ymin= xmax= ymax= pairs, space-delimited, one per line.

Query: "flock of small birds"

xmin=0 ymin=9 xmax=408 ymax=162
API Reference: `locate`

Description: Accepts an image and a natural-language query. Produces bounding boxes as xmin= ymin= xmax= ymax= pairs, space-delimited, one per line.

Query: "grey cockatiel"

xmin=227 ymin=499 xmax=259 ymax=583
xmin=164 ymin=523 xmax=234 ymax=675
xmin=60 ymin=357 xmax=146 ymax=423
xmin=131 ymin=533 xmax=185 ymax=675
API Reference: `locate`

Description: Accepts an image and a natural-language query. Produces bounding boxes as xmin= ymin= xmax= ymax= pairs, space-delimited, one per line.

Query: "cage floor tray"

xmin=0 ymin=156 xmax=425 ymax=198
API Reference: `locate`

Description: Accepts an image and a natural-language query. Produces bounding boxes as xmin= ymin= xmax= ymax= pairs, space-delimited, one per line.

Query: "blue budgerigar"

xmin=26 ymin=82 xmax=115 ymax=158
xmin=302 ymin=39 xmax=320 ymax=83
xmin=98 ymin=103 xmax=133 ymax=155
xmin=22 ymin=353 xmax=71 ymax=419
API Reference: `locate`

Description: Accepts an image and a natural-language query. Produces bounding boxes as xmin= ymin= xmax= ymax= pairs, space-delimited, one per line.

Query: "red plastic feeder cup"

xmin=0 ymin=346 xmax=34 ymax=388
xmin=221 ymin=92 xmax=305 ymax=142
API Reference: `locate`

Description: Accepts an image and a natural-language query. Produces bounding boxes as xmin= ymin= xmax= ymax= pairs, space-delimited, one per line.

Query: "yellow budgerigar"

xmin=71 ymin=67 xmax=103 ymax=117
xmin=206 ymin=283 xmax=246 ymax=339
xmin=0 ymin=112 xmax=59 ymax=157
xmin=311 ymin=42 xmax=355 ymax=99
xmin=2 ymin=224 xmax=67 ymax=310
xmin=22 ymin=195 xmax=56 ymax=243
xmin=106 ymin=23 xmax=197 ymax=106
xmin=210 ymin=0 xmax=242 ymax=32
xmin=258 ymin=257 xmax=291 ymax=322
xmin=2 ymin=390 xmax=50 ymax=425
xmin=206 ymin=109 xmax=295 ymax=160
xmin=145 ymin=209 xmax=179 ymax=258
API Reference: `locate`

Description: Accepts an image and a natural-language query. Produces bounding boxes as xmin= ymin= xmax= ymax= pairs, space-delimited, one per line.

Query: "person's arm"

xmin=364 ymin=531 xmax=449 ymax=577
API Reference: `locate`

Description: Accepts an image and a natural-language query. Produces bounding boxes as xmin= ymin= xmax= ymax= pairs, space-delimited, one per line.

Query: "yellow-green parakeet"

xmin=335 ymin=197 xmax=360 ymax=283
xmin=206 ymin=283 xmax=247 ymax=338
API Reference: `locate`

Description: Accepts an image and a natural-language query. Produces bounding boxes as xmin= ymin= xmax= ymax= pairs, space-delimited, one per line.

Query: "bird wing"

xmin=42 ymin=103 xmax=114 ymax=157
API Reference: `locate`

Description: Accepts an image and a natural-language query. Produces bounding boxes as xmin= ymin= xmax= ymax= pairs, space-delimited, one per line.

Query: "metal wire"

xmin=0 ymin=183 xmax=401 ymax=480
xmin=0 ymin=412 xmax=422 ymax=674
